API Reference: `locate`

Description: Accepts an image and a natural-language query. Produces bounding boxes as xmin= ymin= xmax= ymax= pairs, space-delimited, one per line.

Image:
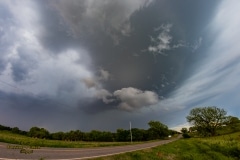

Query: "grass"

xmin=93 ymin=132 xmax=240 ymax=160
xmin=0 ymin=130 xmax=143 ymax=148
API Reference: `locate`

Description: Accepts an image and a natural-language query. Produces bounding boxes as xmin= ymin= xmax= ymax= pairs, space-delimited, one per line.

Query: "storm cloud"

xmin=0 ymin=0 xmax=239 ymax=132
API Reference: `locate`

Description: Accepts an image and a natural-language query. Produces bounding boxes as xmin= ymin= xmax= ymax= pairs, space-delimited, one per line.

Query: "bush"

xmin=182 ymin=133 xmax=191 ymax=138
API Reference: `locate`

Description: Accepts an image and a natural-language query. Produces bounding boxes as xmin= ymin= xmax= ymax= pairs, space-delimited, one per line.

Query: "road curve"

xmin=0 ymin=135 xmax=181 ymax=160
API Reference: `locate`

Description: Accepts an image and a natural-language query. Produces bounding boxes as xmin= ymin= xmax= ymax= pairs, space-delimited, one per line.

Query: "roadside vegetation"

xmin=93 ymin=131 xmax=240 ymax=160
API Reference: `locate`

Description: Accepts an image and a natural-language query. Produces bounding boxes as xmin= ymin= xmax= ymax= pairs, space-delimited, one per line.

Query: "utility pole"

xmin=130 ymin=121 xmax=132 ymax=143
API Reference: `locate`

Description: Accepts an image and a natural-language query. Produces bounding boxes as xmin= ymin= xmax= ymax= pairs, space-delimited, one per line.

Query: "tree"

xmin=227 ymin=116 xmax=240 ymax=124
xmin=0 ymin=124 xmax=11 ymax=131
xmin=116 ymin=129 xmax=130 ymax=142
xmin=28 ymin=127 xmax=50 ymax=139
xmin=131 ymin=128 xmax=146 ymax=141
xmin=186 ymin=106 xmax=228 ymax=136
xmin=51 ymin=132 xmax=65 ymax=140
xmin=226 ymin=116 xmax=240 ymax=131
xmin=168 ymin=129 xmax=180 ymax=135
xmin=181 ymin=128 xmax=191 ymax=138
xmin=148 ymin=121 xmax=169 ymax=139
xmin=98 ymin=131 xmax=113 ymax=142
xmin=189 ymin=126 xmax=197 ymax=133
xmin=180 ymin=128 xmax=188 ymax=134
xmin=12 ymin=127 xmax=20 ymax=134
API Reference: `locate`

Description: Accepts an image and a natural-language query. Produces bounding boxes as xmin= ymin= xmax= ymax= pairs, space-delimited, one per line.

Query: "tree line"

xmin=0 ymin=121 xmax=179 ymax=142
xmin=2 ymin=106 xmax=238 ymax=141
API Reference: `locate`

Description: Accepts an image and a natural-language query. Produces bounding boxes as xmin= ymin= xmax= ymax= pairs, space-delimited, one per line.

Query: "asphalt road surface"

xmin=0 ymin=135 xmax=181 ymax=160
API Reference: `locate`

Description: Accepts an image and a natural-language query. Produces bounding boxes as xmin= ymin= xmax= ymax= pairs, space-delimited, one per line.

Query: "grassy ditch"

xmin=93 ymin=132 xmax=240 ymax=160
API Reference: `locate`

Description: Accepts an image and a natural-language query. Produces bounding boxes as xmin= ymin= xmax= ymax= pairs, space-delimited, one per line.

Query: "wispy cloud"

xmin=154 ymin=0 xmax=240 ymax=125
xmin=191 ymin=37 xmax=202 ymax=52
xmin=147 ymin=24 xmax=202 ymax=56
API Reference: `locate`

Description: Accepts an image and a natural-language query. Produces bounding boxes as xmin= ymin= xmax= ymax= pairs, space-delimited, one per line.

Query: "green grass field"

xmin=0 ymin=130 xmax=143 ymax=148
xmin=93 ymin=132 xmax=240 ymax=160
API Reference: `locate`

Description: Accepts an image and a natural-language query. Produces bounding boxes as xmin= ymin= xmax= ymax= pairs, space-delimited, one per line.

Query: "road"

xmin=0 ymin=136 xmax=181 ymax=160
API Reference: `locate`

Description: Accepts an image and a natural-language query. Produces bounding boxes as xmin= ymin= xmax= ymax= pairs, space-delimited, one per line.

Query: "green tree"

xmin=0 ymin=124 xmax=11 ymax=131
xmin=89 ymin=130 xmax=102 ymax=141
xmin=28 ymin=127 xmax=49 ymax=139
xmin=82 ymin=132 xmax=91 ymax=141
xmin=51 ymin=132 xmax=65 ymax=140
xmin=131 ymin=128 xmax=146 ymax=141
xmin=116 ymin=129 xmax=130 ymax=142
xmin=168 ymin=129 xmax=179 ymax=135
xmin=97 ymin=131 xmax=113 ymax=142
xmin=186 ymin=106 xmax=228 ymax=136
xmin=227 ymin=116 xmax=240 ymax=124
xmin=181 ymin=128 xmax=191 ymax=138
xmin=180 ymin=128 xmax=188 ymax=134
xmin=226 ymin=116 xmax=240 ymax=131
xmin=12 ymin=127 xmax=20 ymax=134
xmin=148 ymin=121 xmax=169 ymax=139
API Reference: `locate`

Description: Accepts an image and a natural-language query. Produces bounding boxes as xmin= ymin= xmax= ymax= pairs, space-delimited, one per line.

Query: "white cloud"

xmin=113 ymin=87 xmax=159 ymax=111
xmin=27 ymin=50 xmax=92 ymax=95
xmin=0 ymin=1 xmax=103 ymax=108
xmin=148 ymin=24 xmax=172 ymax=55
xmin=1 ymin=48 xmax=94 ymax=105
xmin=1 ymin=1 xmax=40 ymax=30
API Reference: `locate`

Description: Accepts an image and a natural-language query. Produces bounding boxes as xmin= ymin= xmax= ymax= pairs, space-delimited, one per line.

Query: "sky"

xmin=0 ymin=0 xmax=240 ymax=132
